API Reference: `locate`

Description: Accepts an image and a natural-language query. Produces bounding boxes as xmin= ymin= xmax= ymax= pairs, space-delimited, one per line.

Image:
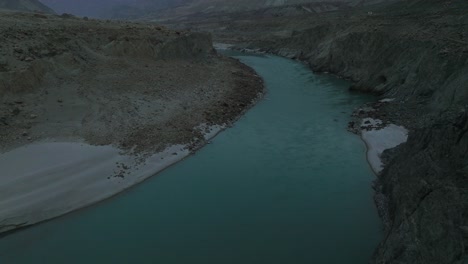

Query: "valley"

xmin=0 ymin=0 xmax=467 ymax=263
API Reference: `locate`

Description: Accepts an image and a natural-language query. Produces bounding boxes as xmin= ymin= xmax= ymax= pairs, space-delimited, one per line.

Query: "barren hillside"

xmin=110 ymin=0 xmax=396 ymax=19
xmin=0 ymin=11 xmax=263 ymax=154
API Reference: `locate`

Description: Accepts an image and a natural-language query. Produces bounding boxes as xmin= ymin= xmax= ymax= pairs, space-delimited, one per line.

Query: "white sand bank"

xmin=361 ymin=118 xmax=408 ymax=174
xmin=0 ymin=141 xmax=191 ymax=233
xmin=379 ymin=98 xmax=395 ymax=103
xmin=213 ymin=43 xmax=234 ymax=50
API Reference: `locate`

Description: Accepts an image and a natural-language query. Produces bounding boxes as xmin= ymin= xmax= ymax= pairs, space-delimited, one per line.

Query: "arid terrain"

xmin=0 ymin=0 xmax=467 ymax=263
xmin=0 ymin=11 xmax=263 ymax=155
xmin=0 ymin=9 xmax=264 ymax=233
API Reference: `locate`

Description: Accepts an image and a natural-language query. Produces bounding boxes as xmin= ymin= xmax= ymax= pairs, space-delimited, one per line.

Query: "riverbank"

xmin=0 ymin=11 xmax=264 ymax=233
xmin=161 ymin=1 xmax=468 ymax=262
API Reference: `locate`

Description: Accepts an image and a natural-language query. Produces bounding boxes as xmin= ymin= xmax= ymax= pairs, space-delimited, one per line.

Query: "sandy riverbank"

xmin=360 ymin=118 xmax=408 ymax=174
xmin=0 ymin=127 xmax=223 ymax=233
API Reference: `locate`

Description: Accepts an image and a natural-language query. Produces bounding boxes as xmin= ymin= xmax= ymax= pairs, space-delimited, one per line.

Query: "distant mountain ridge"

xmin=40 ymin=0 xmax=188 ymax=18
xmin=109 ymin=0 xmax=396 ymax=19
xmin=30 ymin=0 xmax=394 ymax=19
xmin=0 ymin=0 xmax=55 ymax=13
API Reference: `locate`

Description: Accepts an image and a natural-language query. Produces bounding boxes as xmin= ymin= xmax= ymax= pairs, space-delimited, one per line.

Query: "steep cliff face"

xmin=0 ymin=0 xmax=55 ymax=13
xmin=373 ymin=111 xmax=468 ymax=263
xmin=209 ymin=0 xmax=468 ymax=262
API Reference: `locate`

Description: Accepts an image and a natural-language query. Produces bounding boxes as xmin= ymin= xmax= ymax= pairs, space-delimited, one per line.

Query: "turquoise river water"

xmin=0 ymin=53 xmax=381 ymax=263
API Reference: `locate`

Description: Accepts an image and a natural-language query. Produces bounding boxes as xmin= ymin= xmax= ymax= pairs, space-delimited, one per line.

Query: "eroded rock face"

xmin=373 ymin=110 xmax=468 ymax=264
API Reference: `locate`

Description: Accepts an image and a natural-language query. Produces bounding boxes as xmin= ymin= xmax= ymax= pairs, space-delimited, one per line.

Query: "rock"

xmin=40 ymin=50 xmax=50 ymax=56
xmin=24 ymin=57 xmax=34 ymax=62
xmin=30 ymin=114 xmax=38 ymax=119
xmin=11 ymin=108 xmax=20 ymax=116
xmin=460 ymin=226 xmax=468 ymax=237
xmin=21 ymin=131 xmax=28 ymax=137
xmin=0 ymin=117 xmax=7 ymax=125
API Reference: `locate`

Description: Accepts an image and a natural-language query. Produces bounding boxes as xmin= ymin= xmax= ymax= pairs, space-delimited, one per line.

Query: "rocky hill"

xmin=0 ymin=0 xmax=55 ymax=13
xmin=0 ymin=11 xmax=263 ymax=156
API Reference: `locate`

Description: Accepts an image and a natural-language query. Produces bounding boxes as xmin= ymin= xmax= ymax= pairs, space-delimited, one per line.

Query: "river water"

xmin=0 ymin=53 xmax=381 ymax=263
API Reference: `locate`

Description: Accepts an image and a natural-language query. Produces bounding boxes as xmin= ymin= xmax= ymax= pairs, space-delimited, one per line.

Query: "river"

xmin=0 ymin=52 xmax=381 ymax=263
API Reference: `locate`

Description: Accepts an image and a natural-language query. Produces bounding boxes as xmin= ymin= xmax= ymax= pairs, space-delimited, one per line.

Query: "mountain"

xmin=40 ymin=0 xmax=123 ymax=17
xmin=37 ymin=0 xmax=393 ymax=19
xmin=0 ymin=0 xmax=55 ymax=13
xmin=40 ymin=0 xmax=188 ymax=18
xmin=110 ymin=0 xmax=395 ymax=20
